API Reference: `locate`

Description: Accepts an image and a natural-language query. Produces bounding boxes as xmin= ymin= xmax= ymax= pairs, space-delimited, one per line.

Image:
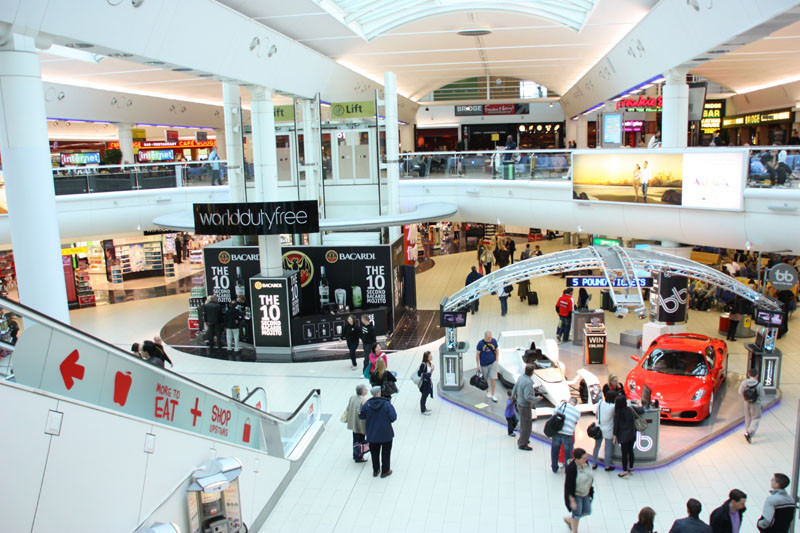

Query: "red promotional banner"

xmin=484 ymin=103 xmax=516 ymax=115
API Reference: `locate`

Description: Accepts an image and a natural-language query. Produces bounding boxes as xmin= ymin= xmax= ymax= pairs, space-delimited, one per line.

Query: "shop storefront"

xmin=722 ymin=108 xmax=795 ymax=146
xmin=106 ymin=139 xmax=217 ymax=162
xmin=415 ymin=127 xmax=458 ymax=151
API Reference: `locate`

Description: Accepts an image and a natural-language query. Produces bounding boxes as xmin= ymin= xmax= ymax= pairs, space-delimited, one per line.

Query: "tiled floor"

xmin=68 ymin=240 xmax=799 ymax=533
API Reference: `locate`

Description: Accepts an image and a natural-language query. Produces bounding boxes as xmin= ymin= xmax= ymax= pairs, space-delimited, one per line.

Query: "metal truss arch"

xmin=443 ymin=246 xmax=781 ymax=313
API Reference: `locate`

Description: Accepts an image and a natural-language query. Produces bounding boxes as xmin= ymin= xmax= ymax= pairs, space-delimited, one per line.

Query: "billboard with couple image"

xmin=573 ymin=152 xmax=683 ymax=206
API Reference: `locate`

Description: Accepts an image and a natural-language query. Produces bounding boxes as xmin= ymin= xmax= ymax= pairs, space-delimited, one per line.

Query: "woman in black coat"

xmin=417 ymin=350 xmax=434 ymax=415
xmin=370 ymin=358 xmax=398 ymax=399
xmin=613 ymin=393 xmax=644 ymax=478
xmin=342 ymin=315 xmax=361 ymax=370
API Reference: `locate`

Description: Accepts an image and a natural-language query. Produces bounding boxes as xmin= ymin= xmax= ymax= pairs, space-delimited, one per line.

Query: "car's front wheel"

xmin=707 ymin=391 xmax=715 ymax=419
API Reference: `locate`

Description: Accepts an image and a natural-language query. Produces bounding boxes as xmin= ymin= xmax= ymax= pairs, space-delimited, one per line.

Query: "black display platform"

xmin=160 ymin=309 xmax=445 ymax=363
xmin=441 ymin=340 xmax=780 ymax=469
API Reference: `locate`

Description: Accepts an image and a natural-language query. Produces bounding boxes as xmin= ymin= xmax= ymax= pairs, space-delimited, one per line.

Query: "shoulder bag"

xmin=544 ymin=402 xmax=566 ymax=438
xmin=631 ymin=407 xmax=648 ymax=432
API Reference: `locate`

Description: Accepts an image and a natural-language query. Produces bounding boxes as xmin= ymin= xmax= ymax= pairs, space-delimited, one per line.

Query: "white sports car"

xmin=496 ymin=329 xmax=601 ymax=415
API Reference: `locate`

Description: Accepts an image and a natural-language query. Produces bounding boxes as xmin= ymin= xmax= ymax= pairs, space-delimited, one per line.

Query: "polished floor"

xmin=68 ymin=239 xmax=799 ymax=533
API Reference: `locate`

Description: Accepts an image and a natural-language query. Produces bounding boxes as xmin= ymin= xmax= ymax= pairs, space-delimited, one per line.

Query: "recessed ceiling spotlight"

xmin=249 ymin=37 xmax=260 ymax=51
xmin=132 ymin=0 xmax=145 ymax=7
xmin=65 ymin=42 xmax=94 ymax=49
xmin=267 ymin=45 xmax=277 ymax=57
xmin=457 ymin=28 xmax=492 ymax=37
xmin=108 ymin=52 xmax=133 ymax=58
xmin=171 ymin=67 xmax=192 ymax=72
xmin=144 ymin=60 xmax=164 ymax=66
xmin=196 ymin=73 xmax=214 ymax=77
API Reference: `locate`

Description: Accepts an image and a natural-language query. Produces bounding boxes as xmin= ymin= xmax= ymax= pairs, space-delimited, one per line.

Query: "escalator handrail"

xmin=262 ymin=388 xmax=321 ymax=423
xmin=0 ymin=296 xmax=316 ymax=426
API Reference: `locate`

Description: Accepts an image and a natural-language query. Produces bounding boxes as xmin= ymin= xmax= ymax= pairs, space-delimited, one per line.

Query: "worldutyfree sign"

xmin=193 ymin=201 xmax=319 ymax=236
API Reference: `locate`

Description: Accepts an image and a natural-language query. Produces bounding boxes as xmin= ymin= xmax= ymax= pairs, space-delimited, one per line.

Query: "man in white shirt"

xmin=640 ymin=161 xmax=652 ymax=204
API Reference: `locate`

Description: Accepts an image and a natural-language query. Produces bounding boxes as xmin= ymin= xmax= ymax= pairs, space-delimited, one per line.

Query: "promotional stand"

xmin=571 ymin=310 xmax=604 ymax=346
xmin=611 ymin=407 xmax=661 ymax=463
xmin=440 ymin=339 xmax=468 ymax=391
xmin=746 ymin=323 xmax=782 ymax=395
xmin=249 ymin=272 xmax=300 ymax=361
xmin=186 ymin=458 xmax=244 ymax=533
xmin=583 ymin=322 xmax=607 ymax=365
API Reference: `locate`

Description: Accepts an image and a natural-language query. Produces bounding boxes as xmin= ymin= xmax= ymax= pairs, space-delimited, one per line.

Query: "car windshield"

xmin=642 ymin=349 xmax=708 ymax=377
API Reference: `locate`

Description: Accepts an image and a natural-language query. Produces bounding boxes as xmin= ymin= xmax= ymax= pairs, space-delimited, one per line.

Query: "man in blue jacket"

xmin=359 ymin=386 xmax=398 ymax=478
xmin=668 ymin=498 xmax=712 ymax=533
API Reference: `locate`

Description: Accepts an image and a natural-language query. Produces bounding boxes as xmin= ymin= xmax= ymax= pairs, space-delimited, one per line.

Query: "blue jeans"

xmin=551 ymin=433 xmax=574 ymax=472
xmin=572 ymin=494 xmax=592 ymax=519
xmin=499 ymin=296 xmax=508 ymax=316
xmin=556 ymin=315 xmax=571 ymax=341
xmin=592 ymin=437 xmax=613 ymax=468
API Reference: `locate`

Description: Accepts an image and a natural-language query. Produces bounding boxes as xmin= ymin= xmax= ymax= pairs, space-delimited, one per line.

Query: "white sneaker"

xmin=492 ymin=395 xmax=498 ymax=402
xmin=486 ymin=391 xmax=492 ymax=399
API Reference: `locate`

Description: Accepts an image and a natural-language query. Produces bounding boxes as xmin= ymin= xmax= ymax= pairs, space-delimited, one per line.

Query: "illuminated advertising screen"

xmin=138 ymin=149 xmax=174 ymax=162
xmin=602 ymin=114 xmax=622 ymax=145
xmin=61 ymin=152 xmax=100 ymax=165
xmin=573 ymin=151 xmax=683 ymax=205
xmin=681 ymin=152 xmax=744 ymax=210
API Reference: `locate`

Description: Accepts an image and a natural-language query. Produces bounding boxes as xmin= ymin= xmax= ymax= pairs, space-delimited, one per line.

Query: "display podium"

xmin=440 ymin=341 xmax=469 ymax=391
xmin=584 ymin=324 xmax=607 ymax=365
xmin=572 ymin=310 xmax=605 ymax=346
xmin=611 ymin=406 xmax=660 ymax=463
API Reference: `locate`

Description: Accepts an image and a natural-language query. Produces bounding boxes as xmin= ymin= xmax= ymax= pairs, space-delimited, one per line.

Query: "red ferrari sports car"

xmin=625 ymin=333 xmax=728 ymax=422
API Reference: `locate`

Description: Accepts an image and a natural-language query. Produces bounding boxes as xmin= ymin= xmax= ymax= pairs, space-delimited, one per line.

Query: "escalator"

xmin=0 ymin=296 xmax=323 ymax=532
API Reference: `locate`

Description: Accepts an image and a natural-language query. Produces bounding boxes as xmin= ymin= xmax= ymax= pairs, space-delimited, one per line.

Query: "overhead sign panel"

xmin=331 ymin=100 xmax=375 ymax=119
xmin=193 ymin=201 xmax=320 ymax=236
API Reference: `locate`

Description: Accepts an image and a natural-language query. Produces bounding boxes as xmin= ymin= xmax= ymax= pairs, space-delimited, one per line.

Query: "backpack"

xmin=743 ymin=383 xmax=759 ymax=403
xmin=543 ymin=403 xmax=566 ymax=438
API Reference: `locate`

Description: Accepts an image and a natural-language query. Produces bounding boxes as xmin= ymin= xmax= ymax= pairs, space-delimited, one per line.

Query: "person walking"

xmin=174 ymin=236 xmax=183 ymax=265
xmin=709 ymin=489 xmax=747 ymax=533
xmin=498 ymin=283 xmax=511 ymax=317
xmin=738 ymin=367 xmax=765 ymax=443
xmin=631 ymin=507 xmax=657 ymax=533
xmin=142 ymin=338 xmax=173 ymax=368
xmin=465 ymin=266 xmax=483 ymax=314
xmin=476 ymin=330 xmax=499 ymax=402
xmin=506 ymin=238 xmax=516 ymax=264
xmin=208 ymin=147 xmax=221 ymax=185
xmin=555 ymin=288 xmax=575 ymax=343
xmin=345 ymin=384 xmax=369 ymax=463
xmin=480 ymin=245 xmax=494 ymax=275
xmin=223 ymin=301 xmax=243 ymax=352
xmin=512 ymin=363 xmax=536 ymax=450
xmin=342 ymin=315 xmax=361 ymax=370
xmin=757 ymin=473 xmax=794 ymax=533
xmin=668 ymin=498 xmax=712 ymax=533
xmin=359 ymin=385 xmax=397 ymax=478
xmin=592 ymin=389 xmax=616 ymax=471
xmin=563 ymin=448 xmax=594 ymax=533
xmin=417 ymin=350 xmax=434 ymax=415
xmin=504 ymin=389 xmax=518 ymax=438
xmin=613 ymin=394 xmax=644 ymax=478
xmin=360 ymin=314 xmax=377 ymax=372
xmin=551 ymin=397 xmax=580 ymax=473
xmin=203 ymin=295 xmax=224 ymax=349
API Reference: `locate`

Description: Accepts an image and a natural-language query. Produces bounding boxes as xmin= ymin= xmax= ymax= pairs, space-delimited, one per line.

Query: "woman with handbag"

xmin=613 ymin=394 xmax=645 ymax=478
xmin=591 ymin=389 xmax=616 ymax=471
xmin=344 ymin=384 xmax=369 ymax=463
xmin=370 ymin=358 xmax=398 ymax=399
xmin=563 ymin=448 xmax=594 ymax=533
xmin=417 ymin=351 xmax=434 ymax=415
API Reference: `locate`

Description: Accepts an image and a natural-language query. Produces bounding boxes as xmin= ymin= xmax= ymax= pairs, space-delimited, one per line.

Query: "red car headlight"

xmin=628 ymin=378 xmax=636 ymax=393
xmin=691 ymin=389 xmax=706 ymax=402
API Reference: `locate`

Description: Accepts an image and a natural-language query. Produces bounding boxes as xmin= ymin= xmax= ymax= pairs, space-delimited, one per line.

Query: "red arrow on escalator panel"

xmin=59 ymin=350 xmax=85 ymax=390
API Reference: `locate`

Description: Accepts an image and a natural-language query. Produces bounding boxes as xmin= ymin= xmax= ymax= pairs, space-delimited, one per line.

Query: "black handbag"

xmin=543 ymin=403 xmax=566 ymax=438
xmin=470 ymin=372 xmax=489 ymax=391
xmin=587 ymin=422 xmax=603 ymax=440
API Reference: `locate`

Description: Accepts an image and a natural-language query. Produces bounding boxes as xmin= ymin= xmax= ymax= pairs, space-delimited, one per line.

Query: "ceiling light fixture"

xmin=108 ymin=52 xmax=133 ymax=58
xmin=144 ymin=60 xmax=164 ymax=66
xmin=171 ymin=67 xmax=192 ymax=72
xmin=65 ymin=42 xmax=94 ymax=49
xmin=267 ymin=45 xmax=278 ymax=57
xmin=249 ymin=37 xmax=260 ymax=51
xmin=44 ymin=44 xmax=105 ymax=64
xmin=457 ymin=28 xmax=492 ymax=37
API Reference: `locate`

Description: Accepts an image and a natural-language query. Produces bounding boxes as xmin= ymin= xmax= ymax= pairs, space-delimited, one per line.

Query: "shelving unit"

xmin=110 ymin=265 xmax=124 ymax=284
xmin=188 ymin=286 xmax=206 ymax=330
xmin=144 ymin=241 xmax=164 ymax=271
xmin=87 ymin=245 xmax=105 ymax=274
xmin=189 ymin=249 xmax=203 ymax=264
xmin=164 ymin=260 xmax=176 ymax=277
xmin=75 ymin=267 xmax=96 ymax=307
xmin=116 ymin=246 xmax=132 ymax=274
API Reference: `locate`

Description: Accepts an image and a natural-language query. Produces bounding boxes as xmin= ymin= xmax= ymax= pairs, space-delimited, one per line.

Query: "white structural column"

xmin=222 ymin=84 xmax=244 ymax=203
xmin=384 ymin=72 xmax=401 ymax=242
xmin=661 ymin=68 xmax=689 ymax=149
xmin=248 ymin=86 xmax=282 ymax=277
xmin=115 ymin=122 xmax=135 ymax=164
xmin=0 ymin=35 xmax=69 ymax=323
xmin=565 ymin=118 xmax=589 ymax=148
xmin=213 ymin=128 xmax=227 ymax=161
xmin=300 ymin=99 xmax=322 ymax=245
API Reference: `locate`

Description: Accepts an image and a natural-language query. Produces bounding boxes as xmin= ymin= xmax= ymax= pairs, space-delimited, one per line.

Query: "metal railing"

xmin=51 ymin=160 xmax=233 ymax=195
xmin=0 ymin=296 xmax=321 ymax=459
xmin=399 ymin=149 xmax=571 ymax=181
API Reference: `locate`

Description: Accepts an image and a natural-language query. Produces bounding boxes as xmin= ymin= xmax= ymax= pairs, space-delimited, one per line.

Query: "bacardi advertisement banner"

xmin=649 ymin=273 xmax=689 ymax=324
xmin=250 ymin=276 xmax=292 ymax=348
xmin=204 ymin=247 xmax=262 ymax=307
xmin=292 ymin=307 xmax=388 ymax=346
xmin=193 ymin=201 xmax=320 ymax=236
xmin=390 ymin=236 xmax=405 ymax=326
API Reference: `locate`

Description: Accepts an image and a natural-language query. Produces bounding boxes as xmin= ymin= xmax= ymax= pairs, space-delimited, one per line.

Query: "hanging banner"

xmin=650 ymin=273 xmax=688 ymax=324
xmin=331 ymin=100 xmax=376 ymax=119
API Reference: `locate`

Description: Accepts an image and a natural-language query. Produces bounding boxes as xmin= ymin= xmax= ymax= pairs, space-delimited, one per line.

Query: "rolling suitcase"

xmin=527 ymin=291 xmax=538 ymax=305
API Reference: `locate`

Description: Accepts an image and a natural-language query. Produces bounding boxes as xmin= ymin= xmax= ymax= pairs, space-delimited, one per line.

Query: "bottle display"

xmin=319 ymin=266 xmax=330 ymax=307
xmin=235 ymin=266 xmax=246 ymax=299
xmin=334 ymin=288 xmax=347 ymax=309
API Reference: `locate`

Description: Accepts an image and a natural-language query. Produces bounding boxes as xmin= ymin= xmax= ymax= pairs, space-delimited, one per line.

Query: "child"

xmin=505 ymin=389 xmax=518 ymax=437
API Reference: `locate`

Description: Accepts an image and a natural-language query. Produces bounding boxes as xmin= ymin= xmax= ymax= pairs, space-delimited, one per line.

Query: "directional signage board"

xmin=12 ymin=325 xmax=267 ymax=451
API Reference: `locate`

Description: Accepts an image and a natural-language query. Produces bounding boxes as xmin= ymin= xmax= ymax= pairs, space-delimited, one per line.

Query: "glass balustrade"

xmin=399 ymin=150 xmax=572 ymax=180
